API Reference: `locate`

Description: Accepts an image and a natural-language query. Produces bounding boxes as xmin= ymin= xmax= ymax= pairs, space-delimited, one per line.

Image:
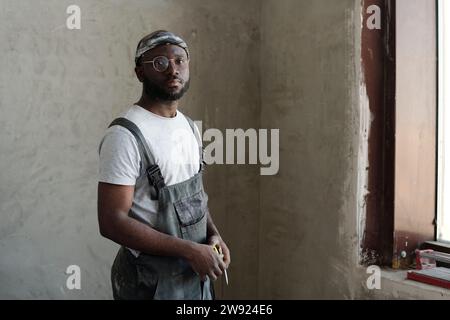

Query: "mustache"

xmin=166 ymin=76 xmax=183 ymax=83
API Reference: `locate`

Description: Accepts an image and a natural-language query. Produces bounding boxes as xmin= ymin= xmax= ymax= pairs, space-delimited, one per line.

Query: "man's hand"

xmin=186 ymin=243 xmax=226 ymax=281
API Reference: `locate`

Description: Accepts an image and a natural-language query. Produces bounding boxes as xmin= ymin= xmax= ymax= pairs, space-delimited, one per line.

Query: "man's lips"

xmin=166 ymin=79 xmax=182 ymax=87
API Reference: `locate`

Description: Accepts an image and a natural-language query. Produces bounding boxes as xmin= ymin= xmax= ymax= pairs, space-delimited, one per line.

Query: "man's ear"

xmin=135 ymin=66 xmax=144 ymax=83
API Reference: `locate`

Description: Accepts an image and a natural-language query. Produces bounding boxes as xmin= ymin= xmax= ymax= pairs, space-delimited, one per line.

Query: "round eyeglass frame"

xmin=141 ymin=55 xmax=188 ymax=73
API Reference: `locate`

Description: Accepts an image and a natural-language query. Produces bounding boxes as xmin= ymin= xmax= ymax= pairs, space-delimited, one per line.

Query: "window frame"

xmin=360 ymin=0 xmax=450 ymax=268
xmin=436 ymin=0 xmax=450 ymax=244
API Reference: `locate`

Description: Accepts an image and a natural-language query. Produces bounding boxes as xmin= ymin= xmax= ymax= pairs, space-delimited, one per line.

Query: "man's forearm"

xmin=101 ymin=213 xmax=195 ymax=260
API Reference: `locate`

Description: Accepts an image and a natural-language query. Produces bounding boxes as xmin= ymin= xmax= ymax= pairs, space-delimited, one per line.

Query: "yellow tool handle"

xmin=212 ymin=244 xmax=222 ymax=255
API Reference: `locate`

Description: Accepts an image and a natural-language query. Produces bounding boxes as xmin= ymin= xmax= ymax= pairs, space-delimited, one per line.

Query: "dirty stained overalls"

xmin=108 ymin=116 xmax=214 ymax=300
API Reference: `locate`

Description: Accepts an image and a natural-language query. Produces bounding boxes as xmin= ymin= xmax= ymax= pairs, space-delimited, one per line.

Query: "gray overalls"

xmin=108 ymin=116 xmax=214 ymax=300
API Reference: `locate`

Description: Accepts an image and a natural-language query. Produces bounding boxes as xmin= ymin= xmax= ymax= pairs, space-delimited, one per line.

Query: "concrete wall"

xmin=0 ymin=0 xmax=260 ymax=299
xmin=259 ymin=0 xmax=363 ymax=299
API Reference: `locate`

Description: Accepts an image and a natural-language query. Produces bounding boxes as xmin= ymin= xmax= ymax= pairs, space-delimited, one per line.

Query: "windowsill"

xmin=380 ymin=268 xmax=450 ymax=299
xmin=422 ymin=240 xmax=450 ymax=254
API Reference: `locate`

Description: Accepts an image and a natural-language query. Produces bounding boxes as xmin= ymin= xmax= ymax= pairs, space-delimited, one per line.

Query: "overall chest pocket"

xmin=173 ymin=191 xmax=208 ymax=227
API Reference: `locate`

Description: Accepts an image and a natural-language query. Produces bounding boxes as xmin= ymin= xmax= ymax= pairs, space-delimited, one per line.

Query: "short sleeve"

xmin=98 ymin=126 xmax=141 ymax=185
xmin=193 ymin=122 xmax=203 ymax=148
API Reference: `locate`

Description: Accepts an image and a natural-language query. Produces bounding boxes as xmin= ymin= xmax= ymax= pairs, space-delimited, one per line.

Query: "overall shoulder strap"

xmin=108 ymin=117 xmax=164 ymax=200
xmin=184 ymin=115 xmax=204 ymax=171
xmin=108 ymin=117 xmax=155 ymax=167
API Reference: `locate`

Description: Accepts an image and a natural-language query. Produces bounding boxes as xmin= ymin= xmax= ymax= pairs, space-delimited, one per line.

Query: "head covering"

xmin=135 ymin=30 xmax=189 ymax=65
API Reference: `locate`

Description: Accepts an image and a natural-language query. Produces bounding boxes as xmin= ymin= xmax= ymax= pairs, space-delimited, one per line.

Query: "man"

xmin=97 ymin=30 xmax=230 ymax=300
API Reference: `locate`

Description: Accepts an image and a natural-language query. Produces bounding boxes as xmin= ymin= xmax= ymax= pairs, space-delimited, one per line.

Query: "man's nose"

xmin=165 ymin=60 xmax=178 ymax=75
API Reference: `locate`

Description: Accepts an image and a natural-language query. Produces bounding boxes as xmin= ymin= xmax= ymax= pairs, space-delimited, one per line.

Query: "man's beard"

xmin=143 ymin=76 xmax=190 ymax=101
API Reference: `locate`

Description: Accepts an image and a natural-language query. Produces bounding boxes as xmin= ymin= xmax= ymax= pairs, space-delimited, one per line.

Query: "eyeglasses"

xmin=141 ymin=56 xmax=188 ymax=72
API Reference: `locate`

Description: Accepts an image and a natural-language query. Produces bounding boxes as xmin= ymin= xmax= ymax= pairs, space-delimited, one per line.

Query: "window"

xmin=360 ymin=0 xmax=444 ymax=267
xmin=437 ymin=0 xmax=450 ymax=243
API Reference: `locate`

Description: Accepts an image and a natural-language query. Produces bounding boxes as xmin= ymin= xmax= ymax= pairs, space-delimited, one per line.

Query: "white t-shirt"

xmin=98 ymin=105 xmax=201 ymax=256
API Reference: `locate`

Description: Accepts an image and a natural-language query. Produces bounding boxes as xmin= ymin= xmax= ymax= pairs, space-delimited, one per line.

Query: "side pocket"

xmin=111 ymin=248 xmax=158 ymax=300
xmin=135 ymin=265 xmax=159 ymax=299
xmin=173 ymin=191 xmax=208 ymax=227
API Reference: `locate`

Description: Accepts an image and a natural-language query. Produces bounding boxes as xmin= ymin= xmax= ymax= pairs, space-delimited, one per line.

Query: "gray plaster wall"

xmin=0 ymin=0 xmax=260 ymax=299
xmin=259 ymin=0 xmax=363 ymax=299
